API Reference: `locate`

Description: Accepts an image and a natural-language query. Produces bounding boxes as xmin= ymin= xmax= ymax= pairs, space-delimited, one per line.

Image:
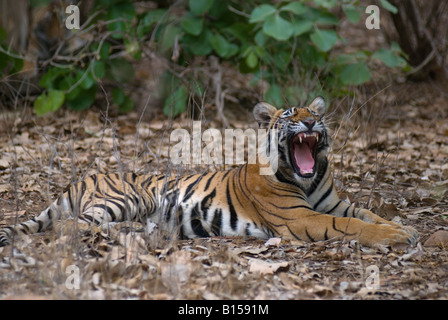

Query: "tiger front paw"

xmin=360 ymin=223 xmax=418 ymax=247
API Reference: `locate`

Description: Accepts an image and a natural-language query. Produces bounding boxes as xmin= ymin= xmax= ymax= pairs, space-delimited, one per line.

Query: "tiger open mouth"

xmin=290 ymin=132 xmax=320 ymax=178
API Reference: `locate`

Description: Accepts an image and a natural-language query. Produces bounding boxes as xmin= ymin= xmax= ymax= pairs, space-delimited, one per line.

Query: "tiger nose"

xmin=301 ymin=118 xmax=315 ymax=129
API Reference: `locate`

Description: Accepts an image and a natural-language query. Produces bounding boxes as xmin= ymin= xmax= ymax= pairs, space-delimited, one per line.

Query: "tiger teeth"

xmin=296 ymin=132 xmax=319 ymax=143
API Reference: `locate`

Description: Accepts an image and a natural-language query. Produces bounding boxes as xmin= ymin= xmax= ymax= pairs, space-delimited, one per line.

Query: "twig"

xmin=406 ymin=48 xmax=435 ymax=76
xmin=227 ymin=5 xmax=250 ymax=18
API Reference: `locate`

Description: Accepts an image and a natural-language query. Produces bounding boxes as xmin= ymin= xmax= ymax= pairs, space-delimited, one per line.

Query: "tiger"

xmin=0 ymin=97 xmax=418 ymax=248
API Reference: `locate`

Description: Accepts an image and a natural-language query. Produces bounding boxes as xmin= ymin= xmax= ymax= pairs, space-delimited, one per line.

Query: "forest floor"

xmin=0 ymin=79 xmax=448 ymax=300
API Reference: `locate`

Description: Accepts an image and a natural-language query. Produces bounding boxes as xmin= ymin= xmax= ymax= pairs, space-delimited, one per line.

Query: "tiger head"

xmin=253 ymin=97 xmax=330 ymax=185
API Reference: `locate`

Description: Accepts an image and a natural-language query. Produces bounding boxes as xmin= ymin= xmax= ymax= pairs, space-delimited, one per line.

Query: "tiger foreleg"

xmin=326 ymin=200 xmax=418 ymax=245
xmin=279 ymin=210 xmax=418 ymax=247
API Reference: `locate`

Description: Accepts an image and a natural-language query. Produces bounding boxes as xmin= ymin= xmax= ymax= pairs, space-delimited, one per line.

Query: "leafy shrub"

xmin=1 ymin=0 xmax=407 ymax=116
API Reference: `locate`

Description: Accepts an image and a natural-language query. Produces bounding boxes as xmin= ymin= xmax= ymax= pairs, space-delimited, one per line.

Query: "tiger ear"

xmin=308 ymin=96 xmax=326 ymax=116
xmin=253 ymin=102 xmax=278 ymax=128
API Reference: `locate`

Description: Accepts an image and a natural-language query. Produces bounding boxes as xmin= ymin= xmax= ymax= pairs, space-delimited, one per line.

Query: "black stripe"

xmin=184 ymin=174 xmax=196 ymax=181
xmin=104 ymin=176 xmax=125 ymax=195
xmin=190 ymin=204 xmax=210 ymax=237
xmin=93 ymin=204 xmax=117 ymax=221
xmin=211 ymin=209 xmax=222 ymax=236
xmin=221 ymin=170 xmax=232 ymax=181
xmin=47 ymin=208 xmax=54 ymax=223
xmin=275 ymin=170 xmax=294 ymax=186
xmin=307 ymin=157 xmax=328 ymax=196
xmin=200 ymin=189 xmax=216 ymax=221
xmin=343 ymin=206 xmax=350 ymax=217
xmin=182 ymin=174 xmax=205 ymax=202
xmin=226 ymin=181 xmax=238 ymax=231
xmin=325 ymin=200 xmax=342 ymax=214
xmin=204 ymin=172 xmax=218 ymax=191
xmin=285 ymin=224 xmax=302 ymax=241
xmin=103 ymin=194 xmax=126 ymax=216
xmin=164 ymin=190 xmax=179 ymax=222
xmin=36 ymin=219 xmax=44 ymax=232
xmin=305 ymin=228 xmax=315 ymax=241
xmin=141 ymin=175 xmax=155 ymax=188
xmin=81 ymin=214 xmax=95 ymax=223
xmin=124 ymin=180 xmax=139 ymax=196
xmin=245 ymin=223 xmax=251 ymax=236
xmin=20 ymin=223 xmax=30 ymax=234
xmin=178 ymin=207 xmax=185 ymax=239
xmin=332 ymin=217 xmax=356 ymax=236
xmin=313 ymin=182 xmax=333 ymax=210
xmin=67 ymin=187 xmax=75 ymax=212
xmin=270 ymin=203 xmax=311 ymax=210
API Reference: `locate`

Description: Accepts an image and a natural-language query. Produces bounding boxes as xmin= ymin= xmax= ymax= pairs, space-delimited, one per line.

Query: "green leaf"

xmin=265 ymin=83 xmax=283 ymax=107
xmin=340 ymin=62 xmax=371 ymax=85
xmin=108 ymin=58 xmax=134 ymax=83
xmin=263 ymin=14 xmax=293 ymax=41
xmin=246 ymin=51 xmax=258 ymax=69
xmin=98 ymin=42 xmax=111 ymax=60
xmin=164 ymin=86 xmax=188 ymax=117
xmin=181 ymin=14 xmax=204 ymax=36
xmin=182 ymin=29 xmax=213 ymax=56
xmin=310 ymin=29 xmax=338 ymax=52
xmin=314 ymin=0 xmax=338 ymax=9
xmin=315 ymin=12 xmax=339 ymax=25
xmin=372 ymin=48 xmax=406 ymax=68
xmin=291 ymin=20 xmax=313 ymax=36
xmin=118 ymin=96 xmax=134 ymax=113
xmin=343 ymin=5 xmax=361 ymax=23
xmin=380 ymin=0 xmax=398 ymax=14
xmin=0 ymin=27 xmax=6 ymax=42
xmin=209 ymin=32 xmax=230 ymax=57
xmin=81 ymin=70 xmax=95 ymax=89
xmin=93 ymin=60 xmax=105 ymax=79
xmin=208 ymin=0 xmax=227 ymax=19
xmin=249 ymin=4 xmax=276 ymax=23
xmin=159 ymin=24 xmax=182 ymax=55
xmin=112 ymin=88 xmax=134 ymax=112
xmin=189 ymin=0 xmax=214 ymax=15
xmin=112 ymin=88 xmax=125 ymax=106
xmin=273 ymin=50 xmax=290 ymax=71
xmin=226 ymin=23 xmax=253 ymax=43
xmin=39 ymin=67 xmax=69 ymax=89
xmin=372 ymin=48 xmax=401 ymax=67
xmin=107 ymin=2 xmax=135 ymax=39
xmin=280 ymin=2 xmax=306 ymax=15
xmin=34 ymin=89 xmax=65 ymax=115
xmin=254 ymin=30 xmax=267 ymax=46
xmin=66 ymin=84 xmax=97 ymax=111
xmin=141 ymin=9 xmax=166 ymax=28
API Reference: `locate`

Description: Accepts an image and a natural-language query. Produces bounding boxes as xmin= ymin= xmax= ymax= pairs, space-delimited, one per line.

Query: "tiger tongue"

xmin=294 ymin=143 xmax=315 ymax=174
